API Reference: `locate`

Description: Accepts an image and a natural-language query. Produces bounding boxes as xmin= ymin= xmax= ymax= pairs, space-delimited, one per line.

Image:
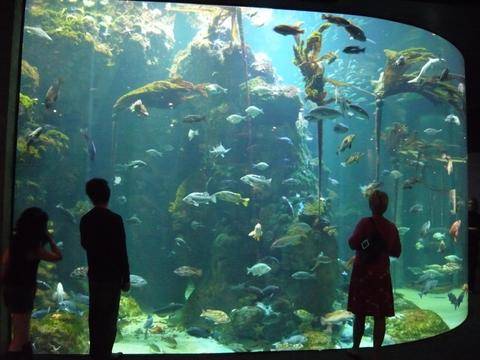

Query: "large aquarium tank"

xmin=11 ymin=0 xmax=467 ymax=354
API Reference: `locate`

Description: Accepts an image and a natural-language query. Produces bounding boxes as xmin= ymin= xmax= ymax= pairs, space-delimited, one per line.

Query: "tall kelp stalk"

xmin=374 ymin=98 xmax=384 ymax=182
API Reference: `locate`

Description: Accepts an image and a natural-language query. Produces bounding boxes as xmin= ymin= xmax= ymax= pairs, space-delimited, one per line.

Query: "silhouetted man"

xmin=80 ymin=178 xmax=130 ymax=360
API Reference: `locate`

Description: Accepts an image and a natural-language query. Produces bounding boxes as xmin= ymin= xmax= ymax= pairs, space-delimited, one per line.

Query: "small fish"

xmin=145 ymin=149 xmax=163 ymax=158
xmin=188 ymin=129 xmax=199 ymax=141
xmin=390 ymin=170 xmax=403 ymax=180
xmin=143 ymin=315 xmax=153 ymax=330
xmin=52 ymin=282 xmax=66 ymax=303
xmin=127 ymin=160 xmax=147 ymax=169
xmin=130 ymin=274 xmax=148 ymax=287
xmin=126 ymin=215 xmax=142 ymax=225
xmin=129 ymin=99 xmax=149 ymax=116
xmin=174 ymin=266 xmax=202 ymax=277
xmin=447 ymin=292 xmax=464 ymax=310
xmin=333 ymin=122 xmax=349 ymax=133
xmin=458 ymin=82 xmax=465 ymax=97
xmin=336 ymin=134 xmax=355 ymax=154
xmin=328 ymin=177 xmax=339 ymax=186
xmin=305 ymin=106 xmax=342 ymax=121
xmin=247 ymin=263 xmax=271 ymax=276
xmin=45 ymin=78 xmax=63 ymax=109
xmin=449 ymin=188 xmax=456 ymax=213
xmin=291 ymin=271 xmax=316 ymax=280
xmin=80 ymin=128 xmax=96 ymax=161
xmin=398 ymin=227 xmax=410 ymax=236
xmin=444 ymin=255 xmax=462 ymax=263
xmin=344 ymin=24 xmax=367 ymax=41
xmin=240 ymin=174 xmax=272 ymax=189
xmin=341 ymin=152 xmax=364 ymax=167
xmin=439 ymin=68 xmax=449 ymax=81
xmin=209 ymin=143 xmax=231 ymax=158
xmin=420 ymin=220 xmax=431 ymax=235
xmin=183 ymin=114 xmax=206 ymax=123
xmin=343 ymin=46 xmax=365 ymax=54
xmin=419 ymin=279 xmax=438 ymax=298
xmin=55 ymin=203 xmax=76 ymax=224
xmin=271 ymin=234 xmax=303 ymax=248
xmin=226 ymin=114 xmax=247 ymax=124
xmin=213 ymin=191 xmax=249 ymax=207
xmin=200 ymin=309 xmax=230 ymax=324
xmin=424 ymin=128 xmax=442 ymax=136
xmin=252 ymin=162 xmax=269 ymax=171
xmin=248 ymin=223 xmax=262 ymax=241
xmin=394 ymin=55 xmax=406 ymax=67
xmin=154 ymin=302 xmax=184 ymax=315
xmin=277 ymin=136 xmax=294 ymax=145
xmin=36 ymin=280 xmax=51 ymax=290
xmin=444 ymin=114 xmax=460 ymax=126
xmin=402 ymin=176 xmax=422 ymax=189
xmin=245 ymin=106 xmax=264 ymax=118
xmin=183 ymin=192 xmax=216 ymax=207
xmin=204 ymin=83 xmax=228 ymax=95
xmin=321 ymin=14 xmax=351 ymax=26
xmin=348 ymin=104 xmax=369 ymax=120
xmin=32 ymin=307 xmax=51 ymax=319
xmin=191 ymin=220 xmax=205 ymax=230
xmin=70 ymin=266 xmax=88 ymax=279
xmin=273 ymin=24 xmax=304 ymax=36
xmin=408 ymin=57 xmax=444 ymax=83
xmin=409 ymin=204 xmax=424 ymax=213
xmin=25 ymin=26 xmax=53 ymax=41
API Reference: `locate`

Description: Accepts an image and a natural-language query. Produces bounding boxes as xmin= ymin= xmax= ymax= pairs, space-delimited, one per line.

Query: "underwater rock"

xmin=303 ymin=330 xmax=334 ymax=350
xmin=119 ymin=295 xmax=144 ymax=319
xmin=230 ymin=306 xmax=265 ymax=339
xmin=386 ymin=309 xmax=449 ymax=342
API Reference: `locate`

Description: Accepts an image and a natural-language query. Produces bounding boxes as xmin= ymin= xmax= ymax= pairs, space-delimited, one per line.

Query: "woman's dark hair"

xmin=369 ymin=190 xmax=389 ymax=215
xmin=11 ymin=207 xmax=49 ymax=256
xmin=86 ymin=178 xmax=110 ymax=205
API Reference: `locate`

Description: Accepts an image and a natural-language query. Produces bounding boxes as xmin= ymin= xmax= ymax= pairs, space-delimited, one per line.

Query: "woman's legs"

xmin=8 ymin=313 xmax=31 ymax=352
xmin=352 ymin=314 xmax=366 ymax=349
xmin=373 ymin=315 xmax=386 ymax=349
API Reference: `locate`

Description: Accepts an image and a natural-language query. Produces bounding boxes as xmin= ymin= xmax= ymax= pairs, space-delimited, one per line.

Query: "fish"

xmin=52 ymin=282 xmax=66 ymax=303
xmin=58 ymin=300 xmax=83 ymax=316
xmin=328 ymin=177 xmax=339 ymax=186
xmin=402 ymin=176 xmax=422 ymax=189
xmin=71 ymin=292 xmax=89 ymax=305
xmin=184 ymin=281 xmax=195 ymax=300
xmin=277 ymin=136 xmax=294 ymax=145
xmin=444 ymin=114 xmax=460 ymax=126
xmin=245 ymin=105 xmax=264 ymax=118
xmin=45 ymin=78 xmax=63 ymax=109
xmin=311 ymin=251 xmax=333 ymax=271
xmin=145 ymin=149 xmax=163 ymax=158
xmin=273 ymin=24 xmax=304 ymax=36
xmin=420 ymin=221 xmax=431 ymax=235
xmin=294 ymin=309 xmax=316 ymax=322
xmin=348 ymin=104 xmax=369 ymax=120
xmin=344 ymin=24 xmax=367 ymax=41
xmin=70 ymin=266 xmax=88 ymax=279
xmin=415 ymin=242 xmax=425 ymax=250
xmin=291 ymin=271 xmax=316 ymax=280
xmin=248 ymin=223 xmax=262 ymax=241
xmin=360 ymin=180 xmax=383 ymax=198
xmin=437 ymin=239 xmax=446 ymax=253
xmin=444 ymin=255 xmax=462 ymax=263
xmin=336 ymin=134 xmax=355 ymax=154
xmin=333 ymin=122 xmax=349 ymax=133
xmin=240 ymin=174 xmax=272 ymax=189
xmin=187 ymin=129 xmax=199 ymax=141
xmin=174 ymin=266 xmax=202 ymax=277
xmin=409 ymin=204 xmax=424 ymax=213
xmin=129 ymin=99 xmax=149 ymax=116
xmin=205 ymin=83 xmax=228 ymax=94
xmin=183 ymin=114 xmax=206 ymax=123
xmin=321 ymin=310 xmax=354 ymax=327
xmin=424 ymin=128 xmax=442 ymax=136
xmin=449 ymin=220 xmax=461 ymax=242
xmin=186 ymin=326 xmax=211 ymax=338
xmin=117 ymin=195 xmax=127 ymax=205
xmin=80 ymin=129 xmax=96 ymax=161
xmin=262 ymin=285 xmax=281 ymax=297
xmin=419 ymin=279 xmax=438 ymax=298
xmin=247 ymin=262 xmax=271 ymax=276
xmin=153 ymin=302 xmax=184 ymax=315
xmin=130 ymin=274 xmax=148 ymax=287
xmin=126 ymin=215 xmax=142 ymax=225
xmin=398 ymin=227 xmax=410 ymax=236
xmin=126 ymin=160 xmax=147 ymax=169
xmin=113 ymin=176 xmax=122 ymax=185
xmin=390 ymin=170 xmax=403 ymax=180
xmin=226 ymin=114 xmax=247 ymax=124
xmin=191 ymin=220 xmax=205 ymax=230
xmin=143 ymin=315 xmax=153 ymax=330
xmin=36 ymin=280 xmax=52 ymax=290
xmin=439 ymin=68 xmax=449 ymax=81
xmin=395 ymin=56 xmax=406 ymax=67
xmin=24 ymin=26 xmax=53 ymax=41
xmin=449 ymin=188 xmax=457 ymax=213
xmin=209 ymin=143 xmax=231 ymax=158
xmin=182 ymin=192 xmax=216 ymax=207
xmin=252 ymin=162 xmax=269 ymax=171
xmin=321 ymin=14 xmax=351 ymax=26
xmin=213 ymin=191 xmax=249 ymax=207
xmin=271 ymin=234 xmax=304 ymax=249
xmin=26 ymin=125 xmax=53 ymax=147
xmin=305 ymin=106 xmax=342 ymax=121
xmin=408 ymin=57 xmax=444 ymax=83
xmin=447 ymin=292 xmax=464 ymax=310
xmin=340 ymin=152 xmax=364 ymax=167
xmin=342 ymin=46 xmax=365 ymax=54
xmin=458 ymin=82 xmax=465 ymax=97
xmin=55 ymin=203 xmax=76 ymax=224
xmin=200 ymin=309 xmax=230 ymax=324
xmin=281 ymin=196 xmax=294 ymax=216
xmin=32 ymin=307 xmax=51 ymax=319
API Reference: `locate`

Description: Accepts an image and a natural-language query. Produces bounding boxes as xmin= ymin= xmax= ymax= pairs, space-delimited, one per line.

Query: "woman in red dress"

xmin=347 ymin=190 xmax=401 ymax=359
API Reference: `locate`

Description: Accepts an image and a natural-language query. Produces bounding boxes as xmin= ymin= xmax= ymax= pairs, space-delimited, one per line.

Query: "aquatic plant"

xmin=21 ymin=60 xmax=40 ymax=90
xmin=303 ymin=198 xmax=326 ymax=217
xmin=19 ymin=93 xmax=38 ymax=110
xmin=386 ymin=309 xmax=449 ymax=342
xmin=119 ymin=295 xmax=144 ymax=319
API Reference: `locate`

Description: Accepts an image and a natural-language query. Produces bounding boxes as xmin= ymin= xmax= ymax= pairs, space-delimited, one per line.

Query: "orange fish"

xmin=449 ymin=220 xmax=461 ymax=242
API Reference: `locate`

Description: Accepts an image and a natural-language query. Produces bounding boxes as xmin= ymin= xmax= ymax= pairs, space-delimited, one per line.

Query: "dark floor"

xmin=32 ymin=292 xmax=479 ymax=360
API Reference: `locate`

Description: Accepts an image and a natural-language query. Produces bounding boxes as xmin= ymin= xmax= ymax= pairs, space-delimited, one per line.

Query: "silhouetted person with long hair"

xmin=1 ymin=207 xmax=62 ymax=360
xmin=468 ymin=197 xmax=480 ymax=293
xmin=80 ymin=178 xmax=130 ymax=360
xmin=346 ymin=190 xmax=401 ymax=360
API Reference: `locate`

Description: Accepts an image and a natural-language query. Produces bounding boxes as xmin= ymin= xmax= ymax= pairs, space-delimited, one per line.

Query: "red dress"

xmin=347 ymin=215 xmax=401 ymax=317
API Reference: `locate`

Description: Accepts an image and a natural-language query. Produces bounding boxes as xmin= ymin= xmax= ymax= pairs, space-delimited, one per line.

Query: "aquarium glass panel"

xmin=12 ymin=0 xmax=467 ymax=354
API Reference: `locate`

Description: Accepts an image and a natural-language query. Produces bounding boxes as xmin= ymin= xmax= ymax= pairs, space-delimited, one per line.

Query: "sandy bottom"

xmin=396 ymin=287 xmax=468 ymax=329
xmin=112 ymin=332 xmax=234 ymax=354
